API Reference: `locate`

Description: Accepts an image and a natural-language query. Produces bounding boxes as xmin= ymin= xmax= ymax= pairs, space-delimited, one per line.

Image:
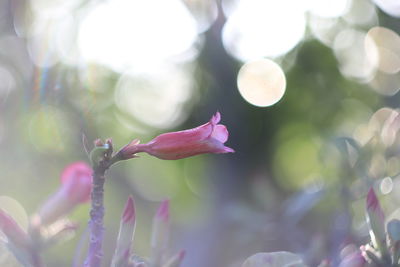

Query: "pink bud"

xmin=0 ymin=209 xmax=30 ymax=249
xmin=36 ymin=162 xmax=93 ymax=226
xmin=122 ymin=196 xmax=136 ymax=224
xmin=120 ymin=112 xmax=234 ymax=160
xmin=112 ymin=196 xmax=136 ymax=267
xmin=60 ymin=161 xmax=93 ymax=203
xmin=156 ymin=200 xmax=169 ymax=222
xmin=151 ymin=200 xmax=171 ymax=265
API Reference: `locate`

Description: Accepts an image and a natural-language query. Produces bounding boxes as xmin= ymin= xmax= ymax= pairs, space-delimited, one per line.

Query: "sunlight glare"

xmin=78 ymin=0 xmax=198 ymax=72
xmin=115 ymin=64 xmax=193 ymax=129
xmin=222 ymin=0 xmax=306 ymax=61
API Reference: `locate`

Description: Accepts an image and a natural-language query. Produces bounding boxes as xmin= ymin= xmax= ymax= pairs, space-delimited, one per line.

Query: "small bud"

xmin=122 ymin=196 xmax=136 ymax=224
xmin=35 ymin=162 xmax=92 ymax=226
xmin=111 ymin=196 xmax=136 ymax=267
xmin=151 ymin=200 xmax=170 ymax=266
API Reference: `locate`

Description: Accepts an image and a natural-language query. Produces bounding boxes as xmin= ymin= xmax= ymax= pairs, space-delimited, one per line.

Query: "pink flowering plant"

xmin=0 ymin=112 xmax=233 ymax=267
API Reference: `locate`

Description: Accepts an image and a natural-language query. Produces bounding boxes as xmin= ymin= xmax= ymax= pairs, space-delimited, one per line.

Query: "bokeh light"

xmin=78 ymin=0 xmax=198 ymax=72
xmin=237 ymin=59 xmax=286 ymax=107
xmin=0 ymin=66 xmax=16 ymax=103
xmin=372 ymin=0 xmax=400 ymax=17
xmin=333 ymin=28 xmax=378 ymax=82
xmin=114 ymin=64 xmax=193 ymax=129
xmin=366 ymin=27 xmax=400 ymax=74
xmin=308 ymin=0 xmax=350 ymax=18
xmin=222 ymin=0 xmax=306 ymax=61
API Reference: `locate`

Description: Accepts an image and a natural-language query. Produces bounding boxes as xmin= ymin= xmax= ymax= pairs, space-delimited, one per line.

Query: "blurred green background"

xmin=1 ymin=0 xmax=400 ymax=266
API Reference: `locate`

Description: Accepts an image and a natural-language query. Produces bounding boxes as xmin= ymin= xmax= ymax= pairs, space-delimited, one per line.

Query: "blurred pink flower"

xmin=367 ymin=188 xmax=385 ymax=222
xmin=0 ymin=209 xmax=30 ymax=249
xmin=35 ymin=162 xmax=93 ymax=226
xmin=366 ymin=187 xmax=386 ymax=251
xmin=120 ymin=112 xmax=234 ymax=160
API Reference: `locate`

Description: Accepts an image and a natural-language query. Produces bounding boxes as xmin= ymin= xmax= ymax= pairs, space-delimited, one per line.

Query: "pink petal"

xmin=150 ymin=122 xmax=213 ymax=146
xmin=210 ymin=111 xmax=221 ymax=125
xmin=211 ymin=125 xmax=229 ymax=143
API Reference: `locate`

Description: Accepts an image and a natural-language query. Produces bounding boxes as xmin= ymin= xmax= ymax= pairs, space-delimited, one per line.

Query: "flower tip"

xmin=60 ymin=161 xmax=93 ymax=185
xmin=224 ymin=147 xmax=235 ymax=153
xmin=210 ymin=111 xmax=221 ymax=125
xmin=156 ymin=200 xmax=169 ymax=221
xmin=122 ymin=196 xmax=136 ymax=224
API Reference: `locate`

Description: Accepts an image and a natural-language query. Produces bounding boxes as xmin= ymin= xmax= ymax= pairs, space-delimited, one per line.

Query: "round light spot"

xmin=380 ymin=177 xmax=393 ymax=195
xmin=115 ymin=64 xmax=193 ymax=129
xmin=78 ymin=0 xmax=198 ymax=72
xmin=366 ymin=27 xmax=400 ymax=74
xmin=237 ymin=59 xmax=286 ymax=107
xmin=222 ymin=0 xmax=306 ymax=60
xmin=334 ymin=29 xmax=377 ymax=82
xmin=308 ymin=0 xmax=350 ymax=18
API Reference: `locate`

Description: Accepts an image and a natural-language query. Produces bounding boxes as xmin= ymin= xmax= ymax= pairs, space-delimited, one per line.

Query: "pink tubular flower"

xmin=119 ymin=112 xmax=234 ymax=160
xmin=34 ymin=162 xmax=93 ymax=226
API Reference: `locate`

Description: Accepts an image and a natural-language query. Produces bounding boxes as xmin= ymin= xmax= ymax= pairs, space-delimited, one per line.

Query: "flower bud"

xmin=119 ymin=112 xmax=234 ymax=160
xmin=34 ymin=162 xmax=92 ymax=226
xmin=151 ymin=200 xmax=170 ymax=265
xmin=112 ymin=196 xmax=136 ymax=267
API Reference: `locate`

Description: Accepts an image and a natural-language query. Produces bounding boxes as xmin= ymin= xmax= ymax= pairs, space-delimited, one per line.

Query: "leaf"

xmin=241 ymin=252 xmax=308 ymax=267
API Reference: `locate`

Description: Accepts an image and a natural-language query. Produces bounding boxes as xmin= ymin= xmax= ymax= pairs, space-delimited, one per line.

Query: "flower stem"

xmin=84 ymin=163 xmax=108 ymax=267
